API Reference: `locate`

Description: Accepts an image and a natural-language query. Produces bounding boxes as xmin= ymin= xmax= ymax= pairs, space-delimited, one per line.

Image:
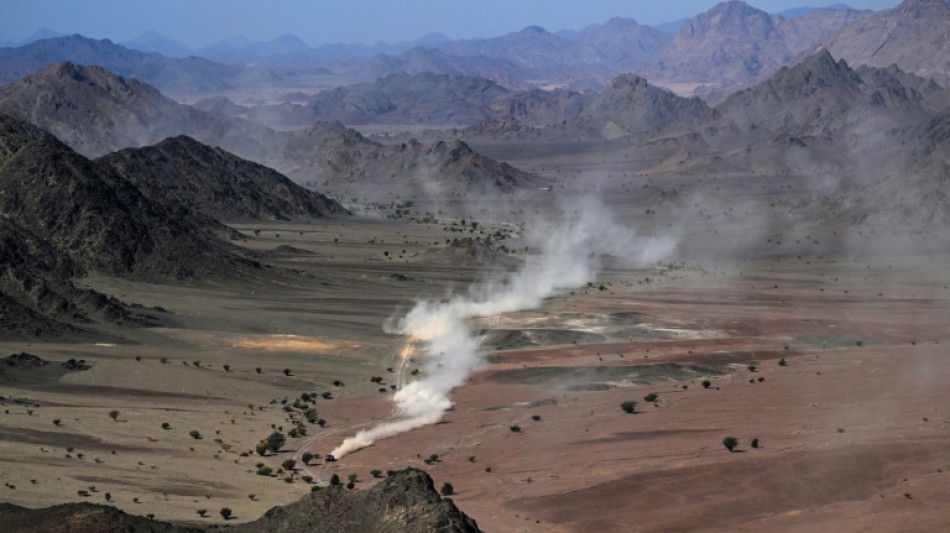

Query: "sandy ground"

xmin=2 ymin=203 xmax=950 ymax=531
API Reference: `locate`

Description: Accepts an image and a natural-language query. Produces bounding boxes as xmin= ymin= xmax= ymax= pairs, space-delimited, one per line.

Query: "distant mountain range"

xmin=4 ymin=1 xmax=947 ymax=97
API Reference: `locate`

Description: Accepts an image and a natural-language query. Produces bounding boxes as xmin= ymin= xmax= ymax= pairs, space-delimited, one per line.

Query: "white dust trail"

xmin=330 ymin=200 xmax=676 ymax=458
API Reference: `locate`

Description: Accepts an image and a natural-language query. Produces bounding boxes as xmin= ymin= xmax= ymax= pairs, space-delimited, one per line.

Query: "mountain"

xmin=573 ymin=17 xmax=673 ymax=71
xmin=825 ymin=0 xmax=950 ymax=85
xmin=0 ymin=62 xmax=279 ymax=159
xmin=714 ymin=49 xmax=930 ymax=138
xmin=0 ymin=216 xmax=154 ymax=339
xmin=0 ymin=34 xmax=240 ymax=94
xmin=0 ymin=62 xmax=539 ymax=204
xmin=198 ymin=34 xmax=314 ymax=65
xmin=778 ymin=4 xmax=855 ymax=19
xmin=569 ymin=73 xmax=711 ymax=138
xmin=0 ymin=113 xmax=254 ymax=280
xmin=359 ymin=47 xmax=527 ymax=89
xmin=244 ymin=72 xmax=515 ymax=127
xmin=282 ymin=122 xmax=540 ymax=201
xmin=645 ymin=1 xmax=869 ymax=88
xmin=99 ymin=135 xmax=348 ymax=221
xmin=651 ymin=49 xmax=949 ymax=226
xmin=121 ymin=30 xmax=193 ymax=58
xmin=466 ymin=73 xmax=708 ymax=141
xmin=16 ymin=28 xmax=61 ymax=46
xmin=191 ymin=33 xmax=454 ymax=66
xmin=364 ymin=20 xmax=668 ymax=90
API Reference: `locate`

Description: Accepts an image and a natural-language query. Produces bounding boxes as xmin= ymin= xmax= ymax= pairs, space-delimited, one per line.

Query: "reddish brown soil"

xmin=312 ymin=275 xmax=950 ymax=532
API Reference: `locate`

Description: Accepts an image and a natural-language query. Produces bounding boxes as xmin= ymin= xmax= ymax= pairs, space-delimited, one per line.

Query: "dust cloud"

xmin=330 ymin=198 xmax=676 ymax=458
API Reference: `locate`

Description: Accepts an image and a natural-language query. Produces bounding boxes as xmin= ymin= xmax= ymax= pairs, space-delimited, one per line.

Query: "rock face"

xmin=98 ymin=135 xmax=348 ymax=222
xmin=0 ymin=469 xmax=481 ymax=533
xmin=231 ymin=468 xmax=481 ymax=533
xmin=825 ymin=0 xmax=950 ymax=85
xmin=646 ymin=1 xmax=869 ymax=86
xmin=0 ymin=114 xmax=253 ymax=280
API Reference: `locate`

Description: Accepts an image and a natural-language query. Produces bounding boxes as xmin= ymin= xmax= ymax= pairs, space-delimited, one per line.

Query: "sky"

xmin=0 ymin=0 xmax=903 ymax=49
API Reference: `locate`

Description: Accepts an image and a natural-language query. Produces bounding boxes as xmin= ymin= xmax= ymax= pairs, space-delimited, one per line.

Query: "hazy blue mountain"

xmin=17 ymin=28 xmax=62 ymax=45
xmin=778 ymin=4 xmax=854 ymax=19
xmin=122 ymin=30 xmax=193 ymax=58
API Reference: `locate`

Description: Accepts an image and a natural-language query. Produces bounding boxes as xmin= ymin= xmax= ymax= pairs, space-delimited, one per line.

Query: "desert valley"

xmin=2 ymin=1 xmax=950 ymax=531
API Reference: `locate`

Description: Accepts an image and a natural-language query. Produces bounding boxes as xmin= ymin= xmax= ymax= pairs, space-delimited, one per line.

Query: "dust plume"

xmin=330 ymin=198 xmax=676 ymax=458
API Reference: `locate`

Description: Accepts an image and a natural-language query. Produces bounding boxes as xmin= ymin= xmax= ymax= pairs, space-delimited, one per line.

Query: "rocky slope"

xmin=644 ymin=1 xmax=870 ymax=87
xmin=98 ymin=135 xmax=347 ymax=222
xmin=282 ymin=122 xmax=539 ymax=201
xmin=240 ymin=72 xmax=515 ymax=127
xmin=0 ymin=62 xmax=280 ymax=160
xmin=0 ymin=114 xmax=255 ymax=280
xmin=0 ymin=63 xmax=536 ymax=203
xmin=0 ymin=469 xmax=481 ymax=533
xmin=825 ymin=0 xmax=950 ymax=86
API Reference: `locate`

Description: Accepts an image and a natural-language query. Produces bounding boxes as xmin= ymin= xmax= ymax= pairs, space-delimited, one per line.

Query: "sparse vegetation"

xmin=108 ymin=410 xmax=119 ymax=422
xmin=440 ymin=482 xmax=455 ymax=496
xmin=644 ymin=393 xmax=658 ymax=402
xmin=621 ymin=401 xmax=637 ymax=414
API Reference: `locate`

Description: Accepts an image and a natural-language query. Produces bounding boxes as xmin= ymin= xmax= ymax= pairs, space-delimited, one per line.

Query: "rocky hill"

xmin=0 ymin=114 xmax=255 ymax=280
xmin=567 ymin=73 xmax=711 ymax=139
xmin=714 ymin=49 xmax=931 ymax=139
xmin=282 ymin=122 xmax=540 ymax=201
xmin=825 ymin=0 xmax=950 ymax=86
xmin=0 ymin=217 xmax=150 ymax=340
xmin=0 ymin=62 xmax=535 ymax=204
xmin=645 ymin=49 xmax=950 ymax=226
xmin=0 ymin=62 xmax=279 ymax=160
xmin=98 ymin=135 xmax=347 ymax=222
xmin=0 ymin=469 xmax=481 ymax=533
xmin=241 ymin=72 xmax=515 ymax=127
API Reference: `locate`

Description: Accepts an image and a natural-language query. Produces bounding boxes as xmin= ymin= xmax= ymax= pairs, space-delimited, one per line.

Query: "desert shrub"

xmin=441 ymin=482 xmax=454 ymax=496
xmin=722 ymin=436 xmax=739 ymax=452
xmin=620 ymin=401 xmax=637 ymax=413
xmin=643 ymin=393 xmax=658 ymax=402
